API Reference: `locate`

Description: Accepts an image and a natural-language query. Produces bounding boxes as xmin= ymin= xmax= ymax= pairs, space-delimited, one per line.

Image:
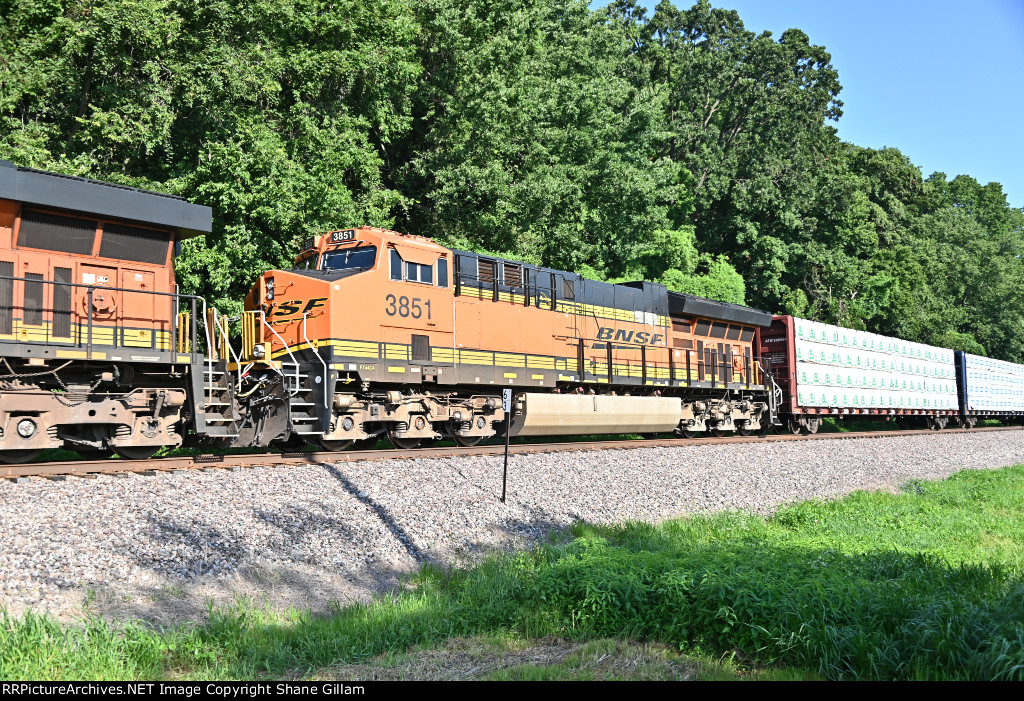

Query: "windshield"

xmin=321 ymin=245 xmax=377 ymax=271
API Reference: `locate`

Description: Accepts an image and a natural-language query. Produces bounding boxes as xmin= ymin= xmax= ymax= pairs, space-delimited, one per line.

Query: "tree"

xmin=393 ymin=0 xmax=689 ymax=280
xmin=0 ymin=0 xmax=421 ymax=311
xmin=621 ymin=0 xmax=842 ymax=309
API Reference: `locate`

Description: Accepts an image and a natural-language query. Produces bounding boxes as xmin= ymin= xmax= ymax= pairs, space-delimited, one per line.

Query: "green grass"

xmin=3 ymin=466 xmax=1024 ymax=680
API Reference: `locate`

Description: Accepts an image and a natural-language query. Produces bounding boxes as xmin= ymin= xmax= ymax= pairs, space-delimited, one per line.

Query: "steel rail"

xmin=2 ymin=425 xmax=1022 ymax=482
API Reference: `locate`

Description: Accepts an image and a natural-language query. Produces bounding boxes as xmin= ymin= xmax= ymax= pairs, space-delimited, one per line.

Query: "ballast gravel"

xmin=2 ymin=430 xmax=1024 ymax=623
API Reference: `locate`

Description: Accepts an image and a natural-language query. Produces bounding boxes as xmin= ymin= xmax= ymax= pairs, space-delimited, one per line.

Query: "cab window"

xmin=390 ymin=247 xmax=435 ymax=284
xmin=390 ymin=249 xmax=402 ymax=280
xmin=406 ymin=261 xmax=432 ymax=284
xmin=322 ymin=245 xmax=377 ymax=271
xmin=437 ymin=258 xmax=449 ymax=288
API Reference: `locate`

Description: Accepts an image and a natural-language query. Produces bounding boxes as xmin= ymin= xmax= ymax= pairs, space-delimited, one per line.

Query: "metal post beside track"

xmin=501 ymin=388 xmax=512 ymax=504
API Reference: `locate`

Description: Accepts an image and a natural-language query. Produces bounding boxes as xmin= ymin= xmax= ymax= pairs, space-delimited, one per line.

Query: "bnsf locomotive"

xmin=0 ymin=163 xmax=1017 ymax=464
xmin=233 ymin=227 xmax=776 ymax=451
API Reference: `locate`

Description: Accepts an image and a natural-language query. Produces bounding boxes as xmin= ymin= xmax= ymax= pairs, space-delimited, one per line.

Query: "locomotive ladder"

xmin=195 ymin=309 xmax=241 ymax=437
xmin=280 ymin=361 xmax=323 ymax=436
xmin=199 ymin=362 xmax=241 ymax=437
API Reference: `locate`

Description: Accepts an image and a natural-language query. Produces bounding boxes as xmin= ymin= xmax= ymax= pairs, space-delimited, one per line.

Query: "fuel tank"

xmin=509 ymin=393 xmax=681 ymax=437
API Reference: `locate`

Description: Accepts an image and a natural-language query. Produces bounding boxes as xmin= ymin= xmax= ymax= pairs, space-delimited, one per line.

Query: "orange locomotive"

xmin=236 ymin=226 xmax=780 ymax=449
xmin=0 ymin=161 xmax=238 ymax=463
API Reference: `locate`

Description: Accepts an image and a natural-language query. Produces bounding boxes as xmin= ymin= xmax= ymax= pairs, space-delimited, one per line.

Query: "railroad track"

xmin=3 ymin=425 xmax=1022 ymax=482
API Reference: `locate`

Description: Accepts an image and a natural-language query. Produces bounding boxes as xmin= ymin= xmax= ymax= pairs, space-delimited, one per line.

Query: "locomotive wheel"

xmin=736 ymin=426 xmax=754 ymax=437
xmin=113 ymin=445 xmax=161 ymax=460
xmin=386 ymin=428 xmax=421 ymax=450
xmin=787 ymin=417 xmax=803 ymax=435
xmin=314 ymin=438 xmax=354 ymax=451
xmin=674 ymin=428 xmax=698 ymax=439
xmin=453 ymin=433 xmax=488 ymax=447
xmin=0 ymin=449 xmax=41 ymax=464
xmin=710 ymin=428 xmax=731 ymax=438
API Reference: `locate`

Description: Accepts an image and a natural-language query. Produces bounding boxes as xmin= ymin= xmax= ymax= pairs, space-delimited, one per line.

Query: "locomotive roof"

xmin=0 ymin=160 xmax=212 ymax=238
xmin=452 ymin=248 xmax=772 ymax=327
xmin=666 ymin=290 xmax=773 ymax=327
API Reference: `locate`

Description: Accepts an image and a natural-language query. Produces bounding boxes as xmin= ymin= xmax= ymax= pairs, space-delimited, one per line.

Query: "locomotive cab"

xmin=238 ymin=227 xmax=456 ymax=448
xmin=243 ymin=227 xmax=455 ymax=365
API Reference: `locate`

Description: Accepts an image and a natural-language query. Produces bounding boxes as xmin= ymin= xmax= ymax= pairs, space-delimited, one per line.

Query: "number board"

xmin=301 ymin=236 xmax=316 ymax=251
xmin=329 ymin=230 xmax=356 ymax=244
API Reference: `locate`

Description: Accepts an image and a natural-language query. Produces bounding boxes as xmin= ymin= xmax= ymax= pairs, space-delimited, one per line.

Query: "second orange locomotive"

xmin=236 ymin=226 xmax=778 ymax=449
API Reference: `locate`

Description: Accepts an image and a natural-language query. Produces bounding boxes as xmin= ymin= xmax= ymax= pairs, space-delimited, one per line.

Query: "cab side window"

xmin=390 ymin=249 xmax=402 ymax=281
xmin=437 ymin=258 xmax=449 ymax=288
xmin=390 ymin=247 xmax=436 ymax=285
xmin=406 ymin=261 xmax=432 ymax=284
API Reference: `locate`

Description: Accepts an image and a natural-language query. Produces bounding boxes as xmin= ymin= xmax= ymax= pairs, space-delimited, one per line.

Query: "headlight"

xmin=252 ymin=344 xmax=266 ymax=359
xmin=265 ymin=277 xmax=275 ymax=301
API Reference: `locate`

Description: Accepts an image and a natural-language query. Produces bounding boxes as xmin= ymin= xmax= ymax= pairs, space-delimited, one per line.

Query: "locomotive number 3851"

xmin=385 ymin=294 xmax=432 ymax=320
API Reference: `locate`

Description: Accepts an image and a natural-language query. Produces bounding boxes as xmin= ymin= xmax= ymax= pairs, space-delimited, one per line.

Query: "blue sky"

xmin=632 ymin=0 xmax=1024 ymax=209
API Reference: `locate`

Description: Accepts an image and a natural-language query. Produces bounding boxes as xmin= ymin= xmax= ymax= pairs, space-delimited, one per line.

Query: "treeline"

xmin=2 ymin=0 xmax=1022 ymax=359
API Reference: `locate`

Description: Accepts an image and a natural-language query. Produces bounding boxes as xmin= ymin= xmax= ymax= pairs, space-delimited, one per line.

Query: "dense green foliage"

xmin=2 ymin=0 xmax=1022 ymax=353
xmin=2 ymin=465 xmax=1023 ymax=680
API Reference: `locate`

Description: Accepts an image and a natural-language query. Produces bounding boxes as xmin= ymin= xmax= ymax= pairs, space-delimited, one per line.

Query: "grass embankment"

xmin=3 ymin=466 xmax=1024 ymax=680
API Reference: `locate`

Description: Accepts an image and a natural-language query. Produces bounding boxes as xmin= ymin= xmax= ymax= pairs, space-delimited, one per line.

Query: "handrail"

xmin=0 ymin=273 xmax=206 ymax=301
xmin=0 ymin=272 xmax=208 ymax=357
xmin=755 ymin=359 xmax=784 ymax=423
xmin=255 ymin=310 xmax=301 ymax=396
xmin=209 ymin=307 xmax=247 ymax=393
xmin=302 ymin=311 xmax=330 ymax=409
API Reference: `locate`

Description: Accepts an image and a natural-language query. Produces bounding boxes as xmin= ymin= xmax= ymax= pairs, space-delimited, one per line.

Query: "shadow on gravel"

xmin=86 ymin=500 xmax=423 ymax=626
xmin=322 ymin=463 xmax=427 ymax=563
xmin=83 ymin=495 xmax=589 ymax=627
xmin=497 ymin=505 xmax=579 ymax=544
xmin=84 ymin=559 xmax=421 ymax=628
xmin=127 ymin=504 xmax=369 ymax=577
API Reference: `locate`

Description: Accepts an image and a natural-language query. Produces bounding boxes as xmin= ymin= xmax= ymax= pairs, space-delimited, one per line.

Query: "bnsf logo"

xmin=596 ymin=327 xmax=665 ymax=345
xmin=272 ymin=298 xmax=328 ymax=316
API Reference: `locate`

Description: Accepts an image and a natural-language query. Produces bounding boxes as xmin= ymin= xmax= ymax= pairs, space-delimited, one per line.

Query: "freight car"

xmin=758 ymin=316 xmax=1014 ymax=433
xmin=233 ymin=227 xmax=781 ymax=450
xmin=955 ymin=351 xmax=1024 ymax=425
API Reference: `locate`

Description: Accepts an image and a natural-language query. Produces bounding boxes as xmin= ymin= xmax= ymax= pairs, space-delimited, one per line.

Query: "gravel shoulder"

xmin=2 ymin=430 xmax=1024 ymax=625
